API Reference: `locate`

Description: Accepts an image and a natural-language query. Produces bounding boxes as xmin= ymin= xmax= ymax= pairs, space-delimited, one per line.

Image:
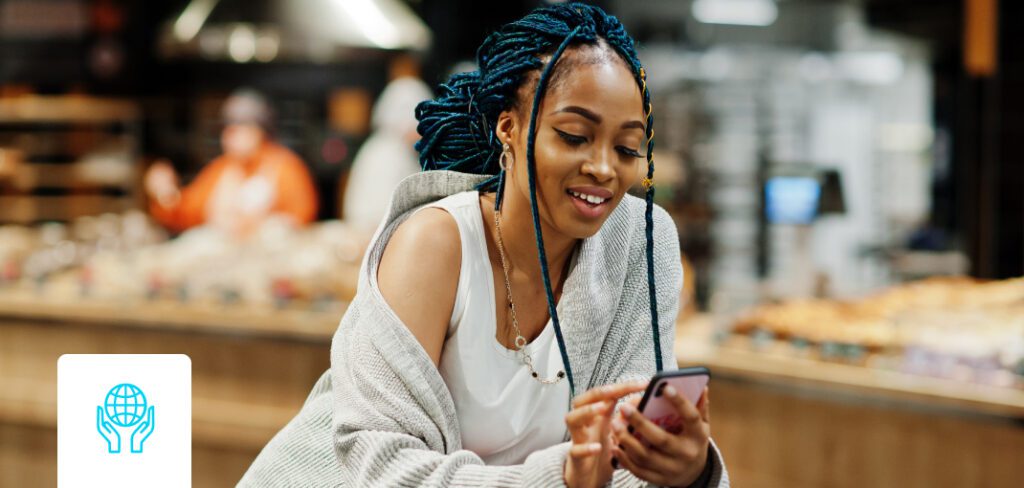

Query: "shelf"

xmin=0 ymin=96 xmax=143 ymax=224
xmin=0 ymin=96 xmax=140 ymax=124
xmin=0 ymin=195 xmax=138 ymax=223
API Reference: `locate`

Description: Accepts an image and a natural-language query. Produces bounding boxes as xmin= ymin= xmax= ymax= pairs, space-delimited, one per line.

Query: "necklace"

xmin=493 ymin=208 xmax=566 ymax=385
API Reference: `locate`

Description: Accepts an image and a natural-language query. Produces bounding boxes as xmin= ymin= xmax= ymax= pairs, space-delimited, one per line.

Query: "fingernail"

xmin=588 ymin=442 xmax=602 ymax=453
xmin=664 ymin=386 xmax=678 ymax=398
xmin=612 ymin=420 xmax=624 ymax=433
xmin=621 ymin=404 xmax=636 ymax=416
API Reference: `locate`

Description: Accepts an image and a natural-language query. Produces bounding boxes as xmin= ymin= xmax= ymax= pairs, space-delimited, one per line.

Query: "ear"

xmin=495 ymin=109 xmax=519 ymax=148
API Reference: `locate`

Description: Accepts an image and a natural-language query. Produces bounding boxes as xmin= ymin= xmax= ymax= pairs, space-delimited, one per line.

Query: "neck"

xmin=483 ymin=186 xmax=577 ymax=285
xmin=234 ymin=141 xmax=268 ymax=171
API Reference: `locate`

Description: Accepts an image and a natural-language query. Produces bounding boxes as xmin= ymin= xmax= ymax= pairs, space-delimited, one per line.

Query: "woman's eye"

xmin=554 ymin=128 xmax=587 ymax=146
xmin=618 ymin=146 xmax=642 ymax=158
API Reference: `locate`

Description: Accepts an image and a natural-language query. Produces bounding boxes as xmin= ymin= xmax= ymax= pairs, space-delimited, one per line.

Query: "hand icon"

xmin=130 ymin=406 xmax=155 ymax=453
xmin=96 ymin=406 xmax=121 ymax=453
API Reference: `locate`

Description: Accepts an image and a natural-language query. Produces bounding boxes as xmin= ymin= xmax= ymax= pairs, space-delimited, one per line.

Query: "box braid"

xmin=415 ymin=3 xmax=663 ymax=397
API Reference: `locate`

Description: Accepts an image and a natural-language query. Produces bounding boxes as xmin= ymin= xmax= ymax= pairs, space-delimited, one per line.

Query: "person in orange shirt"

xmin=145 ymin=89 xmax=318 ymax=236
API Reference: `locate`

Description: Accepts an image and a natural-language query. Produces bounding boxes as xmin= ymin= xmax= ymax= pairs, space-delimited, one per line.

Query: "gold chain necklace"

xmin=493 ymin=208 xmax=566 ymax=385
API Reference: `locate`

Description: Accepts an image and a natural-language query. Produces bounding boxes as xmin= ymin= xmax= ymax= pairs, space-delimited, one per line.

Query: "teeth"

xmin=570 ymin=190 xmax=607 ymax=205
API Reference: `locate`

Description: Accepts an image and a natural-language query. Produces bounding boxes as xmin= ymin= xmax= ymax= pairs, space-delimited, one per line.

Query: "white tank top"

xmin=415 ymin=191 xmax=571 ymax=466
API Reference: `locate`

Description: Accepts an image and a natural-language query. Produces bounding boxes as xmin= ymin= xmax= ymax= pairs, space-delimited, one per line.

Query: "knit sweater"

xmin=239 ymin=170 xmax=729 ymax=487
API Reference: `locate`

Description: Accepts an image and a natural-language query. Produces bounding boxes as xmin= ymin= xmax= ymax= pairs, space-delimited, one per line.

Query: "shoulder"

xmin=265 ymin=142 xmax=309 ymax=168
xmin=612 ymin=194 xmax=680 ymax=253
xmin=610 ymin=195 xmax=682 ymax=287
xmin=376 ymin=207 xmax=462 ymax=365
xmin=382 ymin=207 xmax=462 ymax=266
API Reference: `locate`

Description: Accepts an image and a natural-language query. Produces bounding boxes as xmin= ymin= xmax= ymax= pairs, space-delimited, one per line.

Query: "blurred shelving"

xmin=0 ymin=95 xmax=143 ymax=224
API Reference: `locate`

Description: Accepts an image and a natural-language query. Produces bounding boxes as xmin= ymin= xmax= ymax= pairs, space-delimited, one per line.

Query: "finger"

xmin=148 ymin=407 xmax=155 ymax=431
xmin=613 ymin=423 xmax=649 ymax=462
xmin=96 ymin=407 xmax=104 ymax=433
xmin=612 ymin=446 xmax=664 ymax=485
xmin=568 ymin=442 xmax=603 ymax=459
xmin=611 ymin=394 xmax=641 ymax=426
xmin=614 ymin=427 xmax=684 ymax=470
xmin=619 ymin=403 xmax=676 ymax=452
xmin=663 ymin=385 xmax=702 ymax=426
xmin=565 ymin=400 xmax=611 ymax=432
xmin=572 ymin=381 xmax=647 ymax=409
xmin=614 ymin=425 xmax=688 ymax=478
xmin=597 ymin=399 xmax=617 ymax=440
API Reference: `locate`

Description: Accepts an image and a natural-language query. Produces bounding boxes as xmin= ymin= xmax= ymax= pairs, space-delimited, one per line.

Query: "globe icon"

xmin=103 ymin=383 xmax=147 ymax=427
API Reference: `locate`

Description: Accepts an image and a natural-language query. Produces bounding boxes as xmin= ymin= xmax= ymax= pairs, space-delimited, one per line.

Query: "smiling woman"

xmin=241 ymin=3 xmax=728 ymax=487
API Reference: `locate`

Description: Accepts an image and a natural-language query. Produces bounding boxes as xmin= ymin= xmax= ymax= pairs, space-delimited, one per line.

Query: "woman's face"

xmin=502 ymin=48 xmax=646 ymax=239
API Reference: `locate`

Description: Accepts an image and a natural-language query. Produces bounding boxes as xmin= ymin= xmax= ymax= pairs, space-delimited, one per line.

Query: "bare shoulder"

xmin=377 ymin=208 xmax=461 ymax=366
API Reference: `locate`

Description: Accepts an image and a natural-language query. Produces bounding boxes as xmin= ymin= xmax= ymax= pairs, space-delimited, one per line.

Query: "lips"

xmin=566 ymin=186 xmax=613 ymax=219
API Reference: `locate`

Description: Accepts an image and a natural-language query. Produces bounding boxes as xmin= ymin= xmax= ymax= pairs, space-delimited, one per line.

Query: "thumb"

xmin=698 ymin=387 xmax=710 ymax=423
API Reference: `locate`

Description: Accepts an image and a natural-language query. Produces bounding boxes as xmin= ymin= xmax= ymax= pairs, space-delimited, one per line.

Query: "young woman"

xmin=242 ymin=4 xmax=728 ymax=487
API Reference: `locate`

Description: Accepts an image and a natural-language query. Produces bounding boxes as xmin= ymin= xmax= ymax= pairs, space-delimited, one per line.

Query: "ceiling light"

xmin=228 ymin=24 xmax=256 ymax=63
xmin=692 ymin=0 xmax=778 ymax=27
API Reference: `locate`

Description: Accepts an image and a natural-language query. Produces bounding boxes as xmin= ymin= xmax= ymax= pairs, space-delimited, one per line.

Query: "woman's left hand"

xmin=610 ymin=386 xmax=711 ymax=487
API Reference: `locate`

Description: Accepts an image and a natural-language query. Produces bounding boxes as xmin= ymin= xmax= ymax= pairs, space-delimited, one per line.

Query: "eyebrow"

xmin=555 ymin=105 xmax=645 ymax=131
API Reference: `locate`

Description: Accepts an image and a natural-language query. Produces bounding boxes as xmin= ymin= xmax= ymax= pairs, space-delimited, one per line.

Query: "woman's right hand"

xmin=564 ymin=381 xmax=647 ymax=488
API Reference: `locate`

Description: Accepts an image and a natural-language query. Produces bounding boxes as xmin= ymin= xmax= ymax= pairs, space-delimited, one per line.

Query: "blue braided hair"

xmin=415 ymin=3 xmax=663 ymax=396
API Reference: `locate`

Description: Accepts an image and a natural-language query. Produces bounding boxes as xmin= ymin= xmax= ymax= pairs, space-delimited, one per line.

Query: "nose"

xmin=581 ymin=146 xmax=615 ymax=183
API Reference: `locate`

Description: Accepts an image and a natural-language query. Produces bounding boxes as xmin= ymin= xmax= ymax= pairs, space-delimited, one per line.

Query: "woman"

xmin=241 ymin=4 xmax=728 ymax=487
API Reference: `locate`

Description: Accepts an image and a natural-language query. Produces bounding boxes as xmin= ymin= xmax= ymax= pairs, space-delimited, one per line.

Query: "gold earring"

xmin=499 ymin=143 xmax=512 ymax=171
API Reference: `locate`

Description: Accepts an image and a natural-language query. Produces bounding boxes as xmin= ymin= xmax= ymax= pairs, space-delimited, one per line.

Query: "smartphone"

xmin=633 ymin=367 xmax=710 ymax=436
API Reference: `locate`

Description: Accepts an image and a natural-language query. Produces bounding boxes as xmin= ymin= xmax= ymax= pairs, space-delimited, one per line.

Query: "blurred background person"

xmin=342 ymin=76 xmax=432 ymax=233
xmin=145 ymin=89 xmax=318 ymax=237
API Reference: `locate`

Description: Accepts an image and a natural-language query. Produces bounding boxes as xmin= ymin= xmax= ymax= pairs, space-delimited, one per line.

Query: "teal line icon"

xmin=96 ymin=383 xmax=155 ymax=454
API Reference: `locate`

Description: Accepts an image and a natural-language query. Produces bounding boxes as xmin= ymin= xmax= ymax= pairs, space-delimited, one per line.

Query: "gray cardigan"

xmin=240 ymin=171 xmax=729 ymax=487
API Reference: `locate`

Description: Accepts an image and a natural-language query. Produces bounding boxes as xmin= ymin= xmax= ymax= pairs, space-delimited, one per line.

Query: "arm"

xmin=148 ymin=159 xmax=228 ymax=232
xmin=272 ymin=153 xmax=319 ymax=225
xmin=598 ymin=205 xmax=729 ymax=488
xmin=376 ymin=208 xmax=460 ymax=366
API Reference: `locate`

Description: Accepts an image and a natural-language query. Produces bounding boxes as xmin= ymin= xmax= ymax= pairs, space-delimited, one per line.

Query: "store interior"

xmin=0 ymin=0 xmax=1021 ymax=486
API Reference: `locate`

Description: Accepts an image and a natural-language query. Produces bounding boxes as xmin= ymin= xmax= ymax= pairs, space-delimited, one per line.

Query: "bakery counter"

xmin=0 ymin=290 xmax=341 ymax=487
xmin=4 ymin=285 xmax=1023 ymax=487
xmin=0 ymin=288 xmax=344 ymax=342
xmin=676 ymin=317 xmax=1024 ymax=487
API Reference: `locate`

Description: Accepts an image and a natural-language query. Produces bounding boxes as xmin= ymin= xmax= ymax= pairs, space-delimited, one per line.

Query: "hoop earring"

xmin=499 ymin=143 xmax=512 ymax=171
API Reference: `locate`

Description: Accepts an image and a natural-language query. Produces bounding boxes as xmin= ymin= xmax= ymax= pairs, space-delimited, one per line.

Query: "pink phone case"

xmin=637 ymin=370 xmax=709 ymax=435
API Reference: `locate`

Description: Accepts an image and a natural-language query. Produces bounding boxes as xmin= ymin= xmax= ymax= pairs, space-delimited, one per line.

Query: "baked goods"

xmin=731 ymin=277 xmax=1024 ymax=387
xmin=0 ymin=214 xmax=364 ymax=308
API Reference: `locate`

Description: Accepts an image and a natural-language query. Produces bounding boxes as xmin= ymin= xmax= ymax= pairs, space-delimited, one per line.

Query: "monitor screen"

xmin=765 ymin=176 xmax=821 ymax=225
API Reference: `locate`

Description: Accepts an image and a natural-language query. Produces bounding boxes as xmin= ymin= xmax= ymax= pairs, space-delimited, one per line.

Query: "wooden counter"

xmin=0 ymin=290 xmax=339 ymax=487
xmin=676 ymin=317 xmax=1024 ymax=487
xmin=2 ymin=295 xmax=1023 ymax=487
